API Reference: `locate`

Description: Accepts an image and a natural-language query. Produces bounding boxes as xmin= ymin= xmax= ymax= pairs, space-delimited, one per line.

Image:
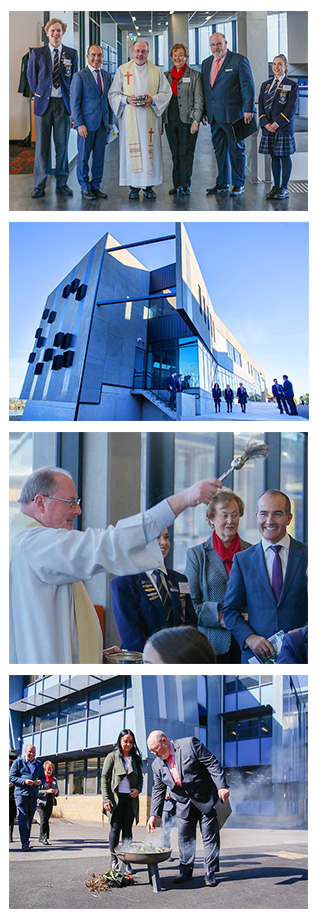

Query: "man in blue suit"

xmin=222 ymin=490 xmax=308 ymax=662
xmin=9 ymin=745 xmax=45 ymax=850
xmin=110 ymin=528 xmax=197 ymax=652
xmin=70 ymin=45 xmax=112 ymax=201
xmin=282 ymin=375 xmax=299 ymax=415
xmin=27 ymin=18 xmax=78 ymax=199
xmin=202 ymin=32 xmax=255 ymax=196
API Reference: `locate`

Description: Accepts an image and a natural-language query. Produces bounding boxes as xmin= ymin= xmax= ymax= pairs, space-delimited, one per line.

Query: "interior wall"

xmin=9 ymin=11 xmax=41 ymax=140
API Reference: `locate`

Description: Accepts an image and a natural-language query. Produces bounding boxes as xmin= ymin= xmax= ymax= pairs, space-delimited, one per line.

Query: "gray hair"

xmin=18 ymin=467 xmax=73 ymax=505
xmin=132 ymin=39 xmax=149 ymax=51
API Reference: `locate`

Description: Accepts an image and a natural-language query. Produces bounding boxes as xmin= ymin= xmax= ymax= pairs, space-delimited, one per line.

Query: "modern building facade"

xmin=9 ymin=674 xmax=308 ymax=828
xmin=20 ymin=224 xmax=267 ymax=421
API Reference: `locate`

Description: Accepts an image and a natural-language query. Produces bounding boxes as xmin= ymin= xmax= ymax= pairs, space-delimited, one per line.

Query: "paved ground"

xmin=193 ymin=402 xmax=309 ymax=422
xmin=9 ymin=819 xmax=308 ymax=910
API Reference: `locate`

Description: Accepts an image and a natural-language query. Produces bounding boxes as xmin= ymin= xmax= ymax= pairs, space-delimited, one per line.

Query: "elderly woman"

xmin=258 ymin=54 xmax=298 ymax=200
xmin=163 ymin=43 xmax=204 ymax=196
xmin=185 ymin=489 xmax=250 ymax=662
xmin=102 ymin=729 xmax=143 ymax=870
xmin=36 ymin=760 xmax=59 ymax=845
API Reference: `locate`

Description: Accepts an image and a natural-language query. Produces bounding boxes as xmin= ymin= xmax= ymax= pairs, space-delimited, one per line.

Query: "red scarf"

xmin=212 ymin=531 xmax=242 ymax=577
xmin=45 ymin=773 xmax=54 ymax=787
xmin=171 ymin=63 xmax=187 ymax=95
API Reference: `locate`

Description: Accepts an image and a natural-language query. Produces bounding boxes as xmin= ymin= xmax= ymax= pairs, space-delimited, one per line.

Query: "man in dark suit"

xmin=110 ymin=528 xmax=197 ymax=651
xmin=70 ymin=45 xmax=112 ymax=201
xmin=167 ymin=371 xmax=178 ymax=409
xmin=9 ymin=745 xmax=45 ymax=850
xmin=147 ymin=731 xmax=229 ymax=887
xmin=224 ymin=384 xmax=234 ymax=412
xmin=282 ymin=375 xmax=298 ymax=415
xmin=222 ymin=489 xmax=308 ymax=662
xmin=202 ymin=32 xmax=255 ymax=196
xmin=272 ymin=378 xmax=289 ymax=414
xmin=27 ymin=18 xmax=78 ymax=199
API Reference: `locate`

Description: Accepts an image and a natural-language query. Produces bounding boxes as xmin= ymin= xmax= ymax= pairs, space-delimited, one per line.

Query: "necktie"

xmin=265 ymin=79 xmax=279 ymax=115
xmin=270 ymin=545 xmax=283 ymax=601
xmin=53 ymin=49 xmax=60 ymax=89
xmin=210 ymin=58 xmax=220 ymax=87
xmin=95 ymin=69 xmax=102 ymax=93
xmin=167 ymin=754 xmax=181 ymax=785
xmin=153 ymin=571 xmax=173 ymax=624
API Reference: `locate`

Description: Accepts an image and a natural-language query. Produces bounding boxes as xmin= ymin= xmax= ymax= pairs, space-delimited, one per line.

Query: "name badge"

xmin=178 ymin=582 xmax=190 ymax=594
xmin=282 ymin=84 xmax=291 ymax=91
xmin=225 ymin=68 xmax=233 ymax=72
xmin=182 ymin=77 xmax=190 ymax=83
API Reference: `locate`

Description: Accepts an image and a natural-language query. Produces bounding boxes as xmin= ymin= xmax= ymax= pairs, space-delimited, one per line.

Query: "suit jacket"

xmin=259 ymin=77 xmax=298 ymax=136
xmin=282 ymin=378 xmax=295 ymax=398
xmin=27 ymin=44 xmax=78 ymax=116
xmin=150 ymin=736 xmax=227 ymax=819
xmin=225 ymin=387 xmax=234 ymax=402
xmin=277 ymin=624 xmax=308 ymax=664
xmin=70 ymin=66 xmax=112 ymax=132
xmin=9 ymin=756 xmax=46 ymax=798
xmin=237 ymin=386 xmax=247 ymax=403
xmin=186 ymin=535 xmax=251 ymax=654
xmin=162 ymin=65 xmax=204 ymax=125
xmin=201 ymin=49 xmax=255 ymax=125
xmin=110 ymin=568 xmax=197 ymax=651
xmin=222 ymin=537 xmax=308 ymax=661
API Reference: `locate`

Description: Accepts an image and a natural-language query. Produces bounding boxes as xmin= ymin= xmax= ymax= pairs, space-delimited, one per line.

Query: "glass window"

xmin=268 ymin=12 xmax=288 ymax=61
xmin=225 ymin=722 xmax=237 ymax=742
xmin=238 ymin=676 xmax=259 ymax=692
xmin=100 ymin=682 xmax=124 ymax=715
xmin=237 ymin=718 xmax=260 ymax=740
xmin=22 ymin=714 xmax=34 ymax=736
xmin=68 ymin=772 xmax=84 ymax=795
xmin=88 ymin=688 xmax=100 ymax=718
xmin=188 ymin=28 xmax=196 ymax=65
xmin=173 ymin=433 xmax=217 ymax=571
xmin=224 ymin=676 xmax=237 ymax=695
xmin=179 ymin=339 xmax=199 ymax=388
xmin=233 ymin=433 xmax=266 ymax=545
xmin=35 ymin=704 xmax=58 ymax=732
xmin=260 ymin=716 xmax=272 ymax=738
xmin=67 ymin=697 xmax=87 ymax=723
xmin=280 ymin=434 xmax=305 ymax=541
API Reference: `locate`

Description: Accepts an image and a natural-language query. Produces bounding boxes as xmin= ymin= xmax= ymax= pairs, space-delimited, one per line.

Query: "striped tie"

xmin=264 ymin=79 xmax=279 ymax=115
xmin=154 ymin=571 xmax=173 ymax=624
xmin=53 ymin=49 xmax=60 ymax=89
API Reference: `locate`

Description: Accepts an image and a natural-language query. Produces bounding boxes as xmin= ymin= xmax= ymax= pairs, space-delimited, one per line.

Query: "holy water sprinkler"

xmin=219 ymin=439 xmax=269 ymax=483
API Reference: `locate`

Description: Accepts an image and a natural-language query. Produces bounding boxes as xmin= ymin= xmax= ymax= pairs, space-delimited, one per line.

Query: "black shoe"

xmin=31 ymin=187 xmax=45 ymax=199
xmin=230 ymin=185 xmax=244 ymax=196
xmin=92 ymin=188 xmax=108 ymax=198
xmin=56 ymin=185 xmax=73 ymax=196
xmin=39 ymin=838 xmax=50 ymax=845
xmin=169 ymin=187 xmax=178 ymax=195
xmin=129 ymin=187 xmax=140 ymax=200
xmin=266 ymin=185 xmax=280 ymax=199
xmin=204 ymin=873 xmax=218 ymax=887
xmin=273 ymin=187 xmax=289 ymax=199
xmin=206 ymin=184 xmax=229 ymax=195
xmin=182 ymin=185 xmax=191 ymax=195
xmin=176 ymin=186 xmax=184 ymax=194
xmin=143 ymin=186 xmax=156 ymax=199
xmin=174 ymin=868 xmax=193 ymax=883
xmin=82 ymin=189 xmax=96 ymax=200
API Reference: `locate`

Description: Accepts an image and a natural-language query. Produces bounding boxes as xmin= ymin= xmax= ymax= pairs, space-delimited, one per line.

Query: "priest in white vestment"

xmin=108 ymin=39 xmax=171 ymax=200
xmin=9 ymin=466 xmax=221 ymax=665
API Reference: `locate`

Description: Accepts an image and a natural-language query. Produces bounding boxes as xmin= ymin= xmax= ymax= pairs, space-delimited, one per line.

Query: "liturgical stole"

xmin=121 ymin=59 xmax=159 ymax=172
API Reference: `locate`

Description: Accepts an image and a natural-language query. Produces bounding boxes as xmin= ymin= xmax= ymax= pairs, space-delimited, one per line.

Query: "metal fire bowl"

xmin=105 ymin=651 xmax=142 ymax=664
xmin=115 ymin=847 xmax=172 ymax=865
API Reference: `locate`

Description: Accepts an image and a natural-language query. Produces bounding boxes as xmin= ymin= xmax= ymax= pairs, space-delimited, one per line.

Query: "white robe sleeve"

xmin=151 ymin=70 xmax=172 ymax=117
xmin=108 ymin=67 xmax=126 ymax=119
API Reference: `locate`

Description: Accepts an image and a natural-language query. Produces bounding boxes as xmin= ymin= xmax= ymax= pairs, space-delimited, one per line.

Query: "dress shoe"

xmin=169 ymin=187 xmax=178 ymax=194
xmin=230 ymin=185 xmax=244 ymax=195
xmin=92 ymin=188 xmax=108 ymax=198
xmin=31 ymin=187 xmax=45 ymax=199
xmin=182 ymin=185 xmax=191 ymax=195
xmin=206 ymin=184 xmax=229 ymax=195
xmin=273 ymin=187 xmax=289 ymax=199
xmin=82 ymin=189 xmax=96 ymax=201
xmin=143 ymin=186 xmax=156 ymax=199
xmin=266 ymin=185 xmax=280 ymax=199
xmin=204 ymin=873 xmax=218 ymax=887
xmin=129 ymin=187 xmax=140 ymax=200
xmin=173 ymin=868 xmax=193 ymax=883
xmin=56 ymin=185 xmax=73 ymax=196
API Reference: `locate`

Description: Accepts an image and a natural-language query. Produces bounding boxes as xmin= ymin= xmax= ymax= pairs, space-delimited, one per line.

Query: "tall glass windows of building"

xmin=280 ymin=433 xmax=305 ymax=542
xmin=233 ymin=432 xmax=266 ymax=545
xmin=9 ymin=432 xmax=34 ymax=516
xmin=173 ymin=433 xmax=218 ymax=570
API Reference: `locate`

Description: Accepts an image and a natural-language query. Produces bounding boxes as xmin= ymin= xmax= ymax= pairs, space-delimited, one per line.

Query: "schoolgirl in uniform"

xmin=258 ymin=54 xmax=298 ymax=200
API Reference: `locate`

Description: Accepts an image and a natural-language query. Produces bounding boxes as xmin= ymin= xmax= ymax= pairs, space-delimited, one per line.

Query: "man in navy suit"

xmin=110 ymin=528 xmax=197 ymax=652
xmin=222 ymin=490 xmax=308 ymax=662
xmin=27 ymin=18 xmax=78 ymax=199
xmin=9 ymin=745 xmax=45 ymax=850
xmin=202 ymin=32 xmax=255 ymax=196
xmin=282 ymin=375 xmax=298 ymax=415
xmin=272 ymin=378 xmax=290 ymax=414
xmin=70 ymin=45 xmax=112 ymax=201
xmin=147 ymin=731 xmax=229 ymax=887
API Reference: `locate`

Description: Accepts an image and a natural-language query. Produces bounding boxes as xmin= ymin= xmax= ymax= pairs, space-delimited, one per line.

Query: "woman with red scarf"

xmin=163 ymin=43 xmax=204 ymax=196
xmin=186 ymin=489 xmax=250 ymax=662
xmin=36 ymin=760 xmax=59 ymax=845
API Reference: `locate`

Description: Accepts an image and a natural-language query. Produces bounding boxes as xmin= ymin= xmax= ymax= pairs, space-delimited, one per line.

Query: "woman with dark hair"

xmin=163 ymin=42 xmax=204 ymax=196
xmin=101 ymin=729 xmax=143 ymax=869
xmin=258 ymin=54 xmax=298 ymax=200
xmin=143 ymin=626 xmax=217 ymax=663
xmin=212 ymin=383 xmax=222 ymax=413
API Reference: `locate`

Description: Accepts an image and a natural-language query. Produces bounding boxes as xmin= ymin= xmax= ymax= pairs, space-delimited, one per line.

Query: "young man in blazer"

xmin=222 ymin=490 xmax=308 ymax=661
xmin=147 ymin=731 xmax=229 ymax=887
xmin=70 ymin=45 xmax=112 ymax=200
xmin=27 ymin=18 xmax=78 ymax=199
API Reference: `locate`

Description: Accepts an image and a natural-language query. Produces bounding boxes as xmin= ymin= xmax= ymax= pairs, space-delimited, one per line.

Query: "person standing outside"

xmin=9 ymin=745 xmax=45 ymax=851
xmin=282 ymin=375 xmax=298 ymax=415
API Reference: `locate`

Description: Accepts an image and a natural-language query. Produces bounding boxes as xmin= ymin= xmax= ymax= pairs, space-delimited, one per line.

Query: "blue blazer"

xmin=277 ymin=624 xmax=308 ymax=664
xmin=150 ymin=736 xmax=227 ymax=819
xmin=70 ymin=66 xmax=112 ymax=132
xmin=202 ymin=49 xmax=255 ymax=125
xmin=222 ymin=537 xmax=308 ymax=661
xmin=9 ymin=756 xmax=46 ymax=798
xmin=27 ymin=44 xmax=78 ymax=116
xmin=110 ymin=569 xmax=197 ymax=652
xmin=282 ymin=378 xmax=295 ymax=398
xmin=259 ymin=77 xmax=298 ymax=136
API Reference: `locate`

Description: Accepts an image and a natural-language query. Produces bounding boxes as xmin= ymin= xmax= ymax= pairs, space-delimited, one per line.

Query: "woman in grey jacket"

xmin=186 ymin=489 xmax=250 ymax=662
xmin=164 ymin=43 xmax=204 ymax=196
xmin=102 ymin=729 xmax=143 ymax=869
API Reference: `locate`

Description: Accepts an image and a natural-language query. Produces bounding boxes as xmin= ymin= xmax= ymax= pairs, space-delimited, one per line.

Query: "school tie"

xmin=153 ymin=571 xmax=173 ymax=625
xmin=270 ymin=545 xmax=283 ymax=602
xmin=210 ymin=58 xmax=220 ymax=87
xmin=265 ymin=78 xmax=280 ymax=115
xmin=95 ymin=69 xmax=102 ymax=93
xmin=53 ymin=49 xmax=60 ymax=89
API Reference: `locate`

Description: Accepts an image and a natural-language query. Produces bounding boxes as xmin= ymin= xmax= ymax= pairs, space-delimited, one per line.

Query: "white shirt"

xmin=261 ymin=534 xmax=290 ymax=586
xmin=118 ymin=756 xmax=131 ymax=794
xmin=48 ymin=42 xmax=63 ymax=98
xmin=87 ymin=62 xmax=102 ymax=87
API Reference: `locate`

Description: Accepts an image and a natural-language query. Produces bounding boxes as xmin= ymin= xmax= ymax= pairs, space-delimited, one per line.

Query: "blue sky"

xmin=9 ymin=221 xmax=308 ymax=397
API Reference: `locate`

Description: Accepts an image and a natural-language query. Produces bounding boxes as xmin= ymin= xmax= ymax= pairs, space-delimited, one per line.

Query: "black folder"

xmin=231 ymin=114 xmax=258 ymax=142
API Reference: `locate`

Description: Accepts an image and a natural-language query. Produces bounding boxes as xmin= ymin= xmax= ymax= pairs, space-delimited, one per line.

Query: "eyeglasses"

xmin=39 ymin=494 xmax=81 ymax=508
